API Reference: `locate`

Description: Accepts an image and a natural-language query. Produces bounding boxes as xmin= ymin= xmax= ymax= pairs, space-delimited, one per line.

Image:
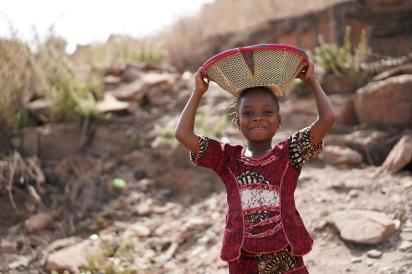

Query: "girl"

xmin=175 ymin=62 xmax=335 ymax=274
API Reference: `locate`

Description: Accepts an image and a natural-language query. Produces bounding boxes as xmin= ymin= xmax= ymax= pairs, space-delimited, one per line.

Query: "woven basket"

xmin=202 ymin=44 xmax=308 ymax=97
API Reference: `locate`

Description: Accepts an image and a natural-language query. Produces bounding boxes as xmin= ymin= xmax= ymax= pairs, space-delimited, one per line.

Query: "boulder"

xmin=328 ymin=209 xmax=397 ymax=244
xmin=354 ymin=75 xmax=412 ymax=128
xmin=322 ymin=73 xmax=360 ymax=94
xmin=323 ymin=145 xmax=363 ymax=166
xmin=325 ymin=130 xmax=391 ymax=165
xmin=373 ymin=63 xmax=412 ymax=81
xmin=46 ymin=240 xmax=100 ymax=274
xmin=109 ymin=72 xmax=177 ymax=102
xmin=380 ymin=134 xmax=412 ymax=173
xmin=96 ymin=93 xmax=130 ymax=114
xmin=330 ymin=95 xmax=358 ymax=126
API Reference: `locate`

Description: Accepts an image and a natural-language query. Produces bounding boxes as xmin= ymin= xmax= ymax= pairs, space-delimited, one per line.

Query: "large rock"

xmin=325 ymin=130 xmax=391 ymax=165
xmin=330 ymin=95 xmax=358 ymax=126
xmin=322 ymin=73 xmax=362 ymax=94
xmin=109 ymin=72 xmax=177 ymax=102
xmin=46 ymin=240 xmax=100 ymax=273
xmin=323 ymin=145 xmax=363 ymax=167
xmin=354 ymin=75 xmax=412 ymax=128
xmin=328 ymin=209 xmax=397 ymax=244
xmin=96 ymin=93 xmax=130 ymax=114
xmin=373 ymin=63 xmax=412 ymax=82
xmin=379 ymin=134 xmax=412 ymax=173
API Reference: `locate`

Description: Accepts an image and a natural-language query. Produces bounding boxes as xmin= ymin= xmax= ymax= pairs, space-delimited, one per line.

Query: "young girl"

xmin=175 ymin=62 xmax=335 ymax=274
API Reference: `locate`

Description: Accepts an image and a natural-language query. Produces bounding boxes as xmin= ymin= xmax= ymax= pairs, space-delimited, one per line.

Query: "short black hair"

xmin=236 ymin=86 xmax=280 ymax=113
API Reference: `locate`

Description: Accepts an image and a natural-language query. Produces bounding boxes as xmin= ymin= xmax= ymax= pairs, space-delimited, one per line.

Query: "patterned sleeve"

xmin=288 ymin=126 xmax=323 ymax=169
xmin=190 ymin=135 xmax=231 ymax=175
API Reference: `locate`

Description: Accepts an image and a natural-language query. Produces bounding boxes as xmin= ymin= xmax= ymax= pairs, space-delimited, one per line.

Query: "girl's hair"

xmin=229 ymin=86 xmax=280 ymax=126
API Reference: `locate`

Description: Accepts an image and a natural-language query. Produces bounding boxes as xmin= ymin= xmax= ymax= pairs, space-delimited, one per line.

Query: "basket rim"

xmin=201 ymin=43 xmax=309 ymax=75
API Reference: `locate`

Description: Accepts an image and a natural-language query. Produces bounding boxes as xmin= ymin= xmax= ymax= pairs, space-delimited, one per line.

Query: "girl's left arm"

xmin=298 ymin=63 xmax=336 ymax=144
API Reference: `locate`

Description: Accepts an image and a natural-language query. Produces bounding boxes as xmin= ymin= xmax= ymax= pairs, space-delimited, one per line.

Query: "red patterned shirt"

xmin=190 ymin=126 xmax=323 ymax=262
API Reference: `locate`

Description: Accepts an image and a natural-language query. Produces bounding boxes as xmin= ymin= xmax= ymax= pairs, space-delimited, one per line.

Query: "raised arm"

xmin=298 ymin=63 xmax=336 ymax=144
xmin=175 ymin=67 xmax=209 ymax=153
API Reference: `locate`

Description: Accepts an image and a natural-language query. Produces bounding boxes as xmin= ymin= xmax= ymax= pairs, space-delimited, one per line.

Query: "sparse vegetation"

xmin=81 ymin=232 xmax=148 ymax=274
xmin=71 ymin=35 xmax=164 ymax=68
xmin=309 ymin=26 xmax=372 ymax=77
xmin=0 ymin=30 xmax=164 ymax=128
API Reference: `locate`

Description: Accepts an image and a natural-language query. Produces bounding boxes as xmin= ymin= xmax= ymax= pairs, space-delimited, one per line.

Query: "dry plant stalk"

xmin=0 ymin=151 xmax=46 ymax=213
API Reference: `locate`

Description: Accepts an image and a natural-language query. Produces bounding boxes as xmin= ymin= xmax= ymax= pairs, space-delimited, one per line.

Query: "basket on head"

xmin=201 ymin=44 xmax=309 ymax=97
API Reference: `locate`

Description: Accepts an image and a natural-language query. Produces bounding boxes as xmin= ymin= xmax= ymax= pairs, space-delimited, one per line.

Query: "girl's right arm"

xmin=175 ymin=67 xmax=209 ymax=153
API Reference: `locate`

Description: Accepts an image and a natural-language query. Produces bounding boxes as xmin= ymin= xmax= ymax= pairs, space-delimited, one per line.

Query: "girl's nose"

xmin=252 ymin=113 xmax=264 ymax=121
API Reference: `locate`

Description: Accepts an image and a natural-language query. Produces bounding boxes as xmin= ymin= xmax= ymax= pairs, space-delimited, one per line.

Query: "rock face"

xmin=179 ymin=0 xmax=412 ymax=70
xmin=354 ymin=75 xmax=412 ymax=128
xmin=328 ymin=209 xmax=397 ymax=244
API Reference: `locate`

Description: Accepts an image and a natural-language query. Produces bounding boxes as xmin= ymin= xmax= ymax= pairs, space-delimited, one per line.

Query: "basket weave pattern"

xmin=203 ymin=44 xmax=308 ymax=96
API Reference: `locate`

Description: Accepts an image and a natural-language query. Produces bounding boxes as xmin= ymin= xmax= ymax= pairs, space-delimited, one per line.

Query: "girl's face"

xmin=237 ymin=90 xmax=281 ymax=143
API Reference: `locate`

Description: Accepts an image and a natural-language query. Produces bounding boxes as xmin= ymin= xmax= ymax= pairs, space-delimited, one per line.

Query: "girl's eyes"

xmin=241 ymin=110 xmax=274 ymax=117
xmin=242 ymin=111 xmax=252 ymax=117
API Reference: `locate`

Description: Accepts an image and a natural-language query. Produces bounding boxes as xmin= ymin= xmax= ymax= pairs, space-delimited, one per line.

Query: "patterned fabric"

xmin=288 ymin=126 xmax=323 ymax=169
xmin=228 ymin=246 xmax=308 ymax=274
xmin=244 ymin=210 xmax=272 ymax=224
xmin=256 ymin=248 xmax=297 ymax=274
xmin=189 ymin=127 xmax=321 ymax=262
xmin=237 ymin=170 xmax=270 ymax=186
xmin=190 ymin=135 xmax=210 ymax=163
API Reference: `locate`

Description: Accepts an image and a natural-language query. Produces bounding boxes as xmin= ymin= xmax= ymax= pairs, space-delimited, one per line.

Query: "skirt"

xmin=228 ymin=245 xmax=309 ymax=274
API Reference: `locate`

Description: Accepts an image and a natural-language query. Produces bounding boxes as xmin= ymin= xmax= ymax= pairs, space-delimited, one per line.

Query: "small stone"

xmin=0 ymin=240 xmax=17 ymax=253
xmin=24 ymin=212 xmax=53 ymax=233
xmin=348 ymin=189 xmax=359 ymax=198
xmin=400 ymin=231 xmax=412 ymax=241
xmin=8 ymin=256 xmax=30 ymax=269
xmin=365 ymin=258 xmax=375 ymax=267
xmin=398 ymin=241 xmax=412 ymax=252
xmin=129 ymin=223 xmax=151 ymax=237
xmin=367 ymin=249 xmax=382 ymax=258
xmin=351 ymin=257 xmax=362 ymax=263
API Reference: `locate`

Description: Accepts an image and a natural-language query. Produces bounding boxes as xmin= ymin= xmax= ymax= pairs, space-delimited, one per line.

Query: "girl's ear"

xmin=236 ymin=118 xmax=240 ymax=129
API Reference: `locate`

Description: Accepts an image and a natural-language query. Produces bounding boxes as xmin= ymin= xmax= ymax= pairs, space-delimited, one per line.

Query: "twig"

xmin=8 ymin=152 xmax=21 ymax=214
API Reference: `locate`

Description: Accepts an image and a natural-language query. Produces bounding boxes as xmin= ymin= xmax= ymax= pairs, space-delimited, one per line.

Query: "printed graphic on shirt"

xmin=236 ymin=171 xmax=282 ymax=238
xmin=288 ymin=126 xmax=323 ymax=168
xmin=241 ymin=188 xmax=279 ymax=210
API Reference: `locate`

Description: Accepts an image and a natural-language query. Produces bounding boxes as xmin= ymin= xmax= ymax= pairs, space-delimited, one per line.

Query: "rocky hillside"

xmin=0 ymin=48 xmax=411 ymax=273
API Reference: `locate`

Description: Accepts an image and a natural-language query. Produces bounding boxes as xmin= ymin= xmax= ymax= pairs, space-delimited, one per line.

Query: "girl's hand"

xmin=194 ymin=67 xmax=210 ymax=95
xmin=297 ymin=62 xmax=316 ymax=85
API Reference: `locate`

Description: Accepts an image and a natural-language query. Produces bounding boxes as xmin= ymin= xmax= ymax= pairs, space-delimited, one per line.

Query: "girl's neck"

xmin=245 ymin=140 xmax=273 ymax=158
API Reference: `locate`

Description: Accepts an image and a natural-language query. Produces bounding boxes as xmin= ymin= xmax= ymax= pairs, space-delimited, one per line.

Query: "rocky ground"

xmin=0 ymin=57 xmax=411 ymax=274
